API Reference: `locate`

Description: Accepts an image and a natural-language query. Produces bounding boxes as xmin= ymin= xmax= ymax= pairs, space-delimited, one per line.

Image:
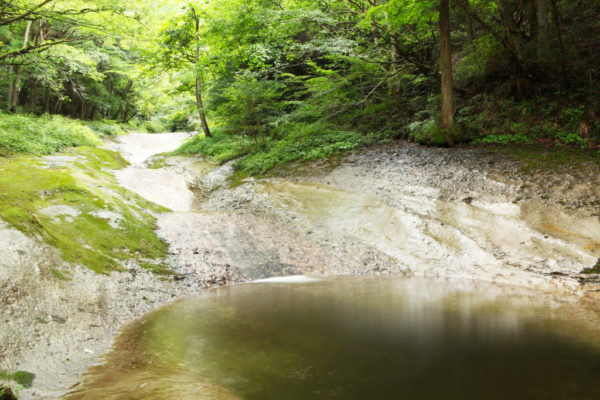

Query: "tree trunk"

xmin=191 ymin=7 xmax=212 ymax=138
xmin=7 ymin=66 xmax=14 ymax=110
xmin=439 ymin=0 xmax=453 ymax=129
xmin=462 ymin=0 xmax=475 ymax=44
xmin=497 ymin=0 xmax=526 ymax=97
xmin=550 ymin=0 xmax=569 ymax=89
xmin=10 ymin=20 xmax=33 ymax=112
xmin=44 ymin=89 xmax=50 ymax=114
xmin=29 ymin=82 xmax=37 ymax=111
xmin=536 ymin=0 xmax=549 ymax=60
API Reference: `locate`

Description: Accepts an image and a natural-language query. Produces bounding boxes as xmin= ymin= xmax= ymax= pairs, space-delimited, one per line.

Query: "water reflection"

xmin=68 ymin=277 xmax=600 ymax=400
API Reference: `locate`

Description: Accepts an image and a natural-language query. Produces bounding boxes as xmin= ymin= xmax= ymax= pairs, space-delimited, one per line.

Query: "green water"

xmin=69 ymin=277 xmax=600 ymax=400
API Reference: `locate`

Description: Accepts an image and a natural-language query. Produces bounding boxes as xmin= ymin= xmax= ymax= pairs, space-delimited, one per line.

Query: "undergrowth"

xmin=0 ymin=112 xmax=100 ymax=155
xmin=174 ymin=123 xmax=390 ymax=175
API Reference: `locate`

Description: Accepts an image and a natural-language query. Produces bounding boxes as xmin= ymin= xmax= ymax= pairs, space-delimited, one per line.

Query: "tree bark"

xmin=191 ymin=7 xmax=212 ymax=138
xmin=6 ymin=66 xmax=14 ymax=110
xmin=439 ymin=0 xmax=453 ymax=129
xmin=549 ymin=0 xmax=569 ymax=88
xmin=496 ymin=0 xmax=526 ymax=97
xmin=10 ymin=20 xmax=33 ymax=112
xmin=536 ymin=0 xmax=549 ymax=60
xmin=461 ymin=0 xmax=475 ymax=44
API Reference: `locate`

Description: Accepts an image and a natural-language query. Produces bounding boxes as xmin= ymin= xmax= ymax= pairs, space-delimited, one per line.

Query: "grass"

xmin=0 ymin=147 xmax=169 ymax=274
xmin=0 ymin=112 xmax=100 ymax=156
xmin=174 ymin=123 xmax=389 ymax=176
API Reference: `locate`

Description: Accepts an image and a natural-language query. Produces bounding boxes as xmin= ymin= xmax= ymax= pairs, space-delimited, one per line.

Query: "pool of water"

xmin=68 ymin=277 xmax=600 ymax=400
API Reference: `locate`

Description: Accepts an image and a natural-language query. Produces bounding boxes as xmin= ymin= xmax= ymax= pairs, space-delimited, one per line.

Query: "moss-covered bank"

xmin=0 ymin=146 xmax=169 ymax=274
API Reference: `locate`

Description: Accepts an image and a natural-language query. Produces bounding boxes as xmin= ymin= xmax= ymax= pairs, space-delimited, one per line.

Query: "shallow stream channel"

xmin=67 ymin=133 xmax=600 ymax=399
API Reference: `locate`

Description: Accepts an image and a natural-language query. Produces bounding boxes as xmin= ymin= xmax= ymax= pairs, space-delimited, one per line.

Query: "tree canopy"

xmin=1 ymin=0 xmax=599 ymax=163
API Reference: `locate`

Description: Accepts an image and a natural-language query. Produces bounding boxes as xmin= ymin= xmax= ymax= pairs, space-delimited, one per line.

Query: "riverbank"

xmin=1 ymin=134 xmax=599 ymax=399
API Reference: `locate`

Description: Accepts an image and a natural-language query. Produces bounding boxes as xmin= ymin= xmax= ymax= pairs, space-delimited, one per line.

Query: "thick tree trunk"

xmin=439 ymin=0 xmax=453 ymax=129
xmin=10 ymin=20 xmax=33 ymax=112
xmin=191 ymin=7 xmax=212 ymax=138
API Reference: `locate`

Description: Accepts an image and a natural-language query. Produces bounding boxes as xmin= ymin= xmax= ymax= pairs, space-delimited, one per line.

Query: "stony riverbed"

xmin=1 ymin=133 xmax=599 ymax=399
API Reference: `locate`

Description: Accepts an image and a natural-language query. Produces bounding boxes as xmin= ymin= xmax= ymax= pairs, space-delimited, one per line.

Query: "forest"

xmin=1 ymin=0 xmax=599 ymax=170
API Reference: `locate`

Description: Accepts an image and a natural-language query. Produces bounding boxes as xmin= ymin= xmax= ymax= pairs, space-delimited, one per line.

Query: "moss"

xmin=50 ymin=268 xmax=71 ymax=281
xmin=411 ymin=124 xmax=465 ymax=147
xmin=0 ymin=371 xmax=35 ymax=389
xmin=0 ymin=148 xmax=169 ymax=274
xmin=228 ymin=170 xmax=250 ymax=189
xmin=71 ymin=146 xmax=129 ymax=170
xmin=482 ymin=144 xmax=600 ymax=174
xmin=582 ymin=259 xmax=600 ymax=275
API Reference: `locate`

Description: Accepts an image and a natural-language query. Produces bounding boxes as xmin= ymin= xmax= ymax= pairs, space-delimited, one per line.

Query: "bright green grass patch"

xmin=0 ymin=148 xmax=169 ymax=274
xmin=172 ymin=130 xmax=254 ymax=164
xmin=0 ymin=112 xmax=101 ymax=156
xmin=174 ymin=123 xmax=389 ymax=175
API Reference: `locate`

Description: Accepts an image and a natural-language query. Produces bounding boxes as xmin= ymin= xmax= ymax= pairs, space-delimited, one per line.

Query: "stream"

xmin=66 ymin=133 xmax=600 ymax=399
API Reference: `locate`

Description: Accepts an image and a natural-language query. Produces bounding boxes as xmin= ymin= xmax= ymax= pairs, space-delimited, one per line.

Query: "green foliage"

xmin=475 ymin=134 xmax=532 ymax=145
xmin=173 ymin=130 xmax=254 ymax=164
xmin=142 ymin=120 xmax=168 ymax=134
xmin=240 ymin=123 xmax=381 ymax=175
xmin=179 ymin=123 xmax=388 ymax=175
xmin=0 ymin=113 xmax=100 ymax=155
xmin=82 ymin=120 xmax=126 ymax=137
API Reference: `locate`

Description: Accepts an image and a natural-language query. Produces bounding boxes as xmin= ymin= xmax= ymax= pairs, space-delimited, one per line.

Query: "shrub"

xmin=0 ymin=113 xmax=100 ymax=155
xmin=142 ymin=120 xmax=168 ymax=133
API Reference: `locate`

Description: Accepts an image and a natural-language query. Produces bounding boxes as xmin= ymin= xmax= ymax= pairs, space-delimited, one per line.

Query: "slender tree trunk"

xmin=11 ymin=20 xmax=32 ymax=112
xmin=549 ymin=0 xmax=569 ymax=89
xmin=461 ymin=0 xmax=475 ymax=44
xmin=497 ymin=0 xmax=526 ymax=97
xmin=439 ymin=0 xmax=453 ymax=129
xmin=191 ymin=7 xmax=212 ymax=138
xmin=536 ymin=0 xmax=549 ymax=60
xmin=7 ymin=66 xmax=14 ymax=110
xmin=528 ymin=0 xmax=538 ymax=41
xmin=30 ymin=82 xmax=37 ymax=111
xmin=44 ymin=89 xmax=50 ymax=114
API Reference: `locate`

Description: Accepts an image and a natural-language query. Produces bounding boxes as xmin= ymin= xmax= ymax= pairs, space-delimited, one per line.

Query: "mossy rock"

xmin=0 ymin=148 xmax=169 ymax=274
xmin=411 ymin=124 xmax=464 ymax=147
